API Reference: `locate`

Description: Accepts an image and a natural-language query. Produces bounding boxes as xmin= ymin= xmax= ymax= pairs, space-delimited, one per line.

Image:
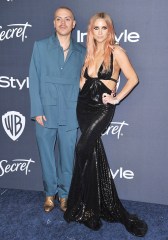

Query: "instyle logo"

xmin=0 ymin=22 xmax=32 ymax=42
xmin=0 ymin=159 xmax=35 ymax=177
xmin=111 ymin=167 xmax=134 ymax=180
xmin=0 ymin=76 xmax=29 ymax=90
xmin=77 ymin=29 xmax=140 ymax=43
xmin=2 ymin=111 xmax=26 ymax=141
xmin=102 ymin=121 xmax=129 ymax=139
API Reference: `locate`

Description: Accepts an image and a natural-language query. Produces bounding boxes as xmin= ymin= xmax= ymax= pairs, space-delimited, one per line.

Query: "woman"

xmin=64 ymin=13 xmax=148 ymax=237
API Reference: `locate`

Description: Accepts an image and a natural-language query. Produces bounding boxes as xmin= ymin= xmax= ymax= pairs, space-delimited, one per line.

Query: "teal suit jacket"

xmin=29 ymin=34 xmax=86 ymax=130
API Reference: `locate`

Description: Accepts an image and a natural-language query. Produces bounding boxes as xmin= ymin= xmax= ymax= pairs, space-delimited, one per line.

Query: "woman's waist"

xmin=84 ymin=78 xmax=114 ymax=93
xmin=78 ymin=92 xmax=102 ymax=105
xmin=77 ymin=97 xmax=114 ymax=110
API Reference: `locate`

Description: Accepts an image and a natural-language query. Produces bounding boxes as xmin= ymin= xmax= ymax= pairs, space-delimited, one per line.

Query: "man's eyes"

xmin=56 ymin=18 xmax=71 ymax=21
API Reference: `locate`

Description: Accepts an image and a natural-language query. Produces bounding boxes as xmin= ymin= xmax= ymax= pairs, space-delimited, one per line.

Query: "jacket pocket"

xmin=41 ymin=82 xmax=58 ymax=105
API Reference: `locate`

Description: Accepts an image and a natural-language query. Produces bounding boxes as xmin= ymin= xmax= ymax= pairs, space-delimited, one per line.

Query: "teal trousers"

xmin=35 ymin=123 xmax=77 ymax=197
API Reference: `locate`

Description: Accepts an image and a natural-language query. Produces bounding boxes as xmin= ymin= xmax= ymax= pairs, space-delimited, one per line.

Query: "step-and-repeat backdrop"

xmin=0 ymin=0 xmax=168 ymax=205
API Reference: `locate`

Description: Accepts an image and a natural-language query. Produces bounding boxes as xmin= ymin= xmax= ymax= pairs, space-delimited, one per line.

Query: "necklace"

xmin=63 ymin=45 xmax=70 ymax=52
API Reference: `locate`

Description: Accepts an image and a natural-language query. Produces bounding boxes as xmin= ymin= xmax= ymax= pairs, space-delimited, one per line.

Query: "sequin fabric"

xmin=64 ymin=56 xmax=148 ymax=236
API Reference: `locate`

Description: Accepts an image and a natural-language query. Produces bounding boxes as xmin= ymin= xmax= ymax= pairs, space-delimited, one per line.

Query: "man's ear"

xmin=73 ymin=20 xmax=76 ymax=29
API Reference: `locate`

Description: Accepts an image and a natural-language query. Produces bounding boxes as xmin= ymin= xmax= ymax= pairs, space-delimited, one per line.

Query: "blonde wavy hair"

xmin=83 ymin=12 xmax=116 ymax=72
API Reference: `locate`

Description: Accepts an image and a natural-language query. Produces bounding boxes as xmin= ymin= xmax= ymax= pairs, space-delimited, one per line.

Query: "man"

xmin=29 ymin=7 xmax=85 ymax=212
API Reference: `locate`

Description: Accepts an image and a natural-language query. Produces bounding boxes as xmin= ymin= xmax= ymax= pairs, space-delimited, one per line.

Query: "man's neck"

xmin=56 ymin=33 xmax=71 ymax=49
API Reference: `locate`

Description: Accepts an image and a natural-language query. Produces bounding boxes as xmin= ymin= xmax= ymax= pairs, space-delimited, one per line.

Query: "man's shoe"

xmin=44 ymin=196 xmax=55 ymax=212
xmin=59 ymin=197 xmax=68 ymax=212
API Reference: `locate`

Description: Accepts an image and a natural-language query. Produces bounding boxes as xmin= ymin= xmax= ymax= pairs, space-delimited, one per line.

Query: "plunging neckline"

xmin=86 ymin=61 xmax=104 ymax=79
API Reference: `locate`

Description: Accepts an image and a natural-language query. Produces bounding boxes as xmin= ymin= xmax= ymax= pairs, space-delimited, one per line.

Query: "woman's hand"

xmin=102 ymin=93 xmax=119 ymax=105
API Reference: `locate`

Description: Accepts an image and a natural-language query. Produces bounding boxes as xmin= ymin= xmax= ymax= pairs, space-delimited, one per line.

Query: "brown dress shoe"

xmin=44 ymin=196 xmax=55 ymax=212
xmin=59 ymin=197 xmax=67 ymax=212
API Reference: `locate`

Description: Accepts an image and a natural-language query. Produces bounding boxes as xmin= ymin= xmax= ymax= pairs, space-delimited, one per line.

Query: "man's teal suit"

xmin=29 ymin=34 xmax=85 ymax=197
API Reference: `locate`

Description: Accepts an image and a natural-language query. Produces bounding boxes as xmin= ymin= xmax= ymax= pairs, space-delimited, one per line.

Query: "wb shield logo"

xmin=2 ymin=111 xmax=26 ymax=141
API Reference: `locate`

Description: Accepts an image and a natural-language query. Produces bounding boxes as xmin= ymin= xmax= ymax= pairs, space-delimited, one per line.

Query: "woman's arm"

xmin=102 ymin=47 xmax=139 ymax=105
xmin=79 ymin=73 xmax=86 ymax=90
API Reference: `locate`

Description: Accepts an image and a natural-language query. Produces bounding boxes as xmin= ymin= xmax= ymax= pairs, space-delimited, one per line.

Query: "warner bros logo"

xmin=2 ymin=111 xmax=26 ymax=141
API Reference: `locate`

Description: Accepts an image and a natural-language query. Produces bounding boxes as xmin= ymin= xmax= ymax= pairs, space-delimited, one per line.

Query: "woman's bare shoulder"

xmin=112 ymin=44 xmax=126 ymax=56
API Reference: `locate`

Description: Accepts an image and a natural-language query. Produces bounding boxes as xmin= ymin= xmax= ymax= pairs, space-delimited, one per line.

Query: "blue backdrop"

xmin=0 ymin=0 xmax=168 ymax=205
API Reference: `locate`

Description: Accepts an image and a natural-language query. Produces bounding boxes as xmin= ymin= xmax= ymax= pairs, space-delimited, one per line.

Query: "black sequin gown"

xmin=64 ymin=55 xmax=148 ymax=237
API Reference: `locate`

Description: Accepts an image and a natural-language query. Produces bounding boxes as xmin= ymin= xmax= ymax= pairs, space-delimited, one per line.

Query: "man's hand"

xmin=35 ymin=115 xmax=47 ymax=126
